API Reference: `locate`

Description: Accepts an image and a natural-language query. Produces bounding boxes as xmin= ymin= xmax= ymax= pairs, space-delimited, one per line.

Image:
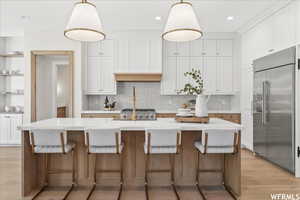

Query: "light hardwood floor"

xmin=0 ymin=148 xmax=299 ymax=200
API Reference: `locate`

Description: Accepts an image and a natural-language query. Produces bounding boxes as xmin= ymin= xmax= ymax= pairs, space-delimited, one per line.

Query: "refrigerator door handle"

xmin=262 ymin=81 xmax=266 ymax=125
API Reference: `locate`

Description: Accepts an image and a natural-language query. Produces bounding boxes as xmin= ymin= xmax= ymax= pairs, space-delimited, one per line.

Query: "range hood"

xmin=114 ymin=73 xmax=162 ymax=82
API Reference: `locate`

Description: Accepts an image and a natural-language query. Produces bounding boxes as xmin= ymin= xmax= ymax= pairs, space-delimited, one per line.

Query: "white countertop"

xmin=81 ymin=110 xmax=241 ymax=114
xmin=21 ymin=118 xmax=242 ymax=131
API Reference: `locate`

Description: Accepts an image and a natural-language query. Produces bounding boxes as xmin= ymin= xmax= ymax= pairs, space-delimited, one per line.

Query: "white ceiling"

xmin=0 ymin=0 xmax=289 ymax=35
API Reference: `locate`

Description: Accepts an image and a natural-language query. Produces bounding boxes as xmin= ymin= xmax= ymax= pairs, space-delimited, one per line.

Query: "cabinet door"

xmin=86 ymin=57 xmax=101 ymax=94
xmin=149 ymin=38 xmax=162 ymax=73
xmin=203 ymin=57 xmax=217 ymax=93
xmin=216 ymin=57 xmax=233 ymax=93
xmin=217 ymin=40 xmax=233 ymax=56
xmin=177 ymin=57 xmax=190 ymax=92
xmin=0 ymin=115 xmax=10 ymax=144
xmin=161 ymin=57 xmax=177 ymax=95
xmin=117 ymin=40 xmax=129 ymax=72
xmin=87 ymin=42 xmax=101 ymax=57
xmin=165 ymin=41 xmax=178 ymax=57
xmin=203 ymin=40 xmax=217 ymax=56
xmin=177 ymin=42 xmax=190 ymax=57
xmin=100 ymin=57 xmax=116 ymax=94
xmin=99 ymin=40 xmax=114 ymax=57
xmin=10 ymin=115 xmax=22 ymax=145
xmin=190 ymin=39 xmax=203 ymax=57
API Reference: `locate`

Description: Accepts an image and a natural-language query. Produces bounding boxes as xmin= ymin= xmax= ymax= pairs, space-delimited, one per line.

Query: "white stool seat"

xmin=34 ymin=143 xmax=75 ymax=153
xmin=144 ymin=144 xmax=177 ymax=154
xmin=89 ymin=144 xmax=124 ymax=154
xmin=194 ymin=141 xmax=235 ymax=154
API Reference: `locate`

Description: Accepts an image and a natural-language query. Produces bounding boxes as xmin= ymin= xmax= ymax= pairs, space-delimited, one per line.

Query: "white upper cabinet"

xmin=190 ymin=39 xmax=203 ymax=57
xmin=203 ymin=40 xmax=217 ymax=56
xmin=99 ymin=57 xmax=116 ymax=94
xmin=165 ymin=41 xmax=190 ymax=57
xmin=85 ymin=40 xmax=116 ymax=95
xmin=177 ymin=42 xmax=190 ymax=57
xmin=243 ymin=3 xmax=296 ymax=60
xmin=217 ymin=40 xmax=233 ymax=56
xmin=177 ymin=57 xmax=190 ymax=92
xmin=87 ymin=39 xmax=114 ymax=57
xmin=161 ymin=57 xmax=177 ymax=95
xmin=86 ymin=57 xmax=100 ymax=93
xmin=162 ymin=38 xmax=234 ymax=95
xmin=216 ymin=57 xmax=233 ymax=93
xmin=166 ymin=41 xmax=178 ymax=57
xmin=203 ymin=57 xmax=217 ymax=93
xmin=117 ymin=37 xmax=162 ymax=73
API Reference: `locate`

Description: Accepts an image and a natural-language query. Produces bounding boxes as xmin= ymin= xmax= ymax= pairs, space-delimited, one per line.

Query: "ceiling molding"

xmin=236 ymin=0 xmax=294 ymax=34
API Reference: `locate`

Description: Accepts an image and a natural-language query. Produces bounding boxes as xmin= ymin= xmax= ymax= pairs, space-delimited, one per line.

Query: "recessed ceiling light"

xmin=227 ymin=16 xmax=234 ymax=21
xmin=155 ymin=16 xmax=162 ymax=21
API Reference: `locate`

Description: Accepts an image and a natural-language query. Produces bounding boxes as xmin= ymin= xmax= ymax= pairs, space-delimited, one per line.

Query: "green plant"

xmin=179 ymin=68 xmax=204 ymax=95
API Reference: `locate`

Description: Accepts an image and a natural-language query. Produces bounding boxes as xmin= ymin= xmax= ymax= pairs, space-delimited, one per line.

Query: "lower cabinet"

xmin=0 ymin=114 xmax=23 ymax=145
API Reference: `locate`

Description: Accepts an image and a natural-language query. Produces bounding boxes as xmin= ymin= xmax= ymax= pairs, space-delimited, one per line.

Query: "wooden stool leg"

xmin=223 ymin=154 xmax=237 ymax=200
xmin=170 ymin=154 xmax=180 ymax=200
xmin=31 ymin=154 xmax=48 ymax=200
xmin=62 ymin=150 xmax=75 ymax=200
xmin=144 ymin=153 xmax=150 ymax=200
xmin=195 ymin=151 xmax=206 ymax=200
xmin=86 ymin=154 xmax=97 ymax=200
xmin=117 ymin=153 xmax=123 ymax=200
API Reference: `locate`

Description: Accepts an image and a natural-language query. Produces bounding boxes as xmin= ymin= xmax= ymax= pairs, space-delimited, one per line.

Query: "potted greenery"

xmin=179 ymin=68 xmax=210 ymax=117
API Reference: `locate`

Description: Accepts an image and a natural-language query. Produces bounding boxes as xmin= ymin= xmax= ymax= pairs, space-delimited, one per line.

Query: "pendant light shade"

xmin=64 ymin=0 xmax=105 ymax=42
xmin=163 ymin=1 xmax=202 ymax=42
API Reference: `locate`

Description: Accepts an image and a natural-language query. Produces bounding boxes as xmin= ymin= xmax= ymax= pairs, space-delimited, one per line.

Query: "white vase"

xmin=195 ymin=94 xmax=210 ymax=117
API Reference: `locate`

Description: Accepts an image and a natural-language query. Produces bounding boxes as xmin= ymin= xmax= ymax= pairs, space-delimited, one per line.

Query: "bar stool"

xmin=84 ymin=128 xmax=124 ymax=200
xmin=194 ymin=129 xmax=240 ymax=200
xmin=144 ymin=128 xmax=181 ymax=200
xmin=29 ymin=129 xmax=76 ymax=200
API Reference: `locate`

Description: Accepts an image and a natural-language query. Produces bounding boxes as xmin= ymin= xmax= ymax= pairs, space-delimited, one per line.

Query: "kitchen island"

xmin=21 ymin=118 xmax=242 ymax=199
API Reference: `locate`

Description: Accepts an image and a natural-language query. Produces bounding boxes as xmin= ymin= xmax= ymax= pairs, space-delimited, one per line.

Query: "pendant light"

xmin=64 ymin=0 xmax=105 ymax=42
xmin=163 ymin=0 xmax=203 ymax=42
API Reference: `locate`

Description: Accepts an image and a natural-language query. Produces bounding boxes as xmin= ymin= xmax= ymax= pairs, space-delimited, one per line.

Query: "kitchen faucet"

xmin=131 ymin=86 xmax=137 ymax=120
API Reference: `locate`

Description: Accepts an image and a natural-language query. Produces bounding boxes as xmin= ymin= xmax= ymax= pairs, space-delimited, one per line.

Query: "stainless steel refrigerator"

xmin=253 ymin=47 xmax=295 ymax=174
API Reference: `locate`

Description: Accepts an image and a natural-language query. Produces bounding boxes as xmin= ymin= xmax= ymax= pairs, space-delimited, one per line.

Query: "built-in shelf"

xmin=1 ymin=91 xmax=24 ymax=95
xmin=0 ymin=52 xmax=24 ymax=57
xmin=0 ymin=73 xmax=24 ymax=77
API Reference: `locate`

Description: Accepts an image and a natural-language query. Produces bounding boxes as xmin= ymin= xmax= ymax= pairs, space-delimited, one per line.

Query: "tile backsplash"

xmin=86 ymin=82 xmax=238 ymax=111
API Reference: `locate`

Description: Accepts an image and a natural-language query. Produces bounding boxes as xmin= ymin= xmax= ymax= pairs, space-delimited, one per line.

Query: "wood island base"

xmin=22 ymin=130 xmax=241 ymax=199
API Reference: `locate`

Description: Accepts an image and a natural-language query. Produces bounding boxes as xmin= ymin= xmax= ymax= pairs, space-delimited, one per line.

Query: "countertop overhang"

xmin=21 ymin=118 xmax=242 ymax=131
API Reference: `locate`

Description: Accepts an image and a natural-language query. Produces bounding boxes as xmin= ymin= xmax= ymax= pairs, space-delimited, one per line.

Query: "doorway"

xmin=31 ymin=51 xmax=74 ymax=121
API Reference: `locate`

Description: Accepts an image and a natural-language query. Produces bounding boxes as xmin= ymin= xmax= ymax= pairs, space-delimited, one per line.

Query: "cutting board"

xmin=175 ymin=116 xmax=210 ymax=124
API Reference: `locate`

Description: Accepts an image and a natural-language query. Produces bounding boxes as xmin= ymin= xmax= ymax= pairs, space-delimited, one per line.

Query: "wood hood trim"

xmin=114 ymin=73 xmax=162 ymax=82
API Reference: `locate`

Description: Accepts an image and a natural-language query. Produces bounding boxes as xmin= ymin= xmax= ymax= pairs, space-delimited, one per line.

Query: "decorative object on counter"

xmin=64 ymin=0 xmax=106 ymax=41
xmin=175 ymin=116 xmax=209 ymax=123
xmin=195 ymin=95 xmax=209 ymax=117
xmin=163 ymin=0 xmax=202 ymax=42
xmin=179 ymin=68 xmax=209 ymax=117
xmin=103 ymin=96 xmax=116 ymax=111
